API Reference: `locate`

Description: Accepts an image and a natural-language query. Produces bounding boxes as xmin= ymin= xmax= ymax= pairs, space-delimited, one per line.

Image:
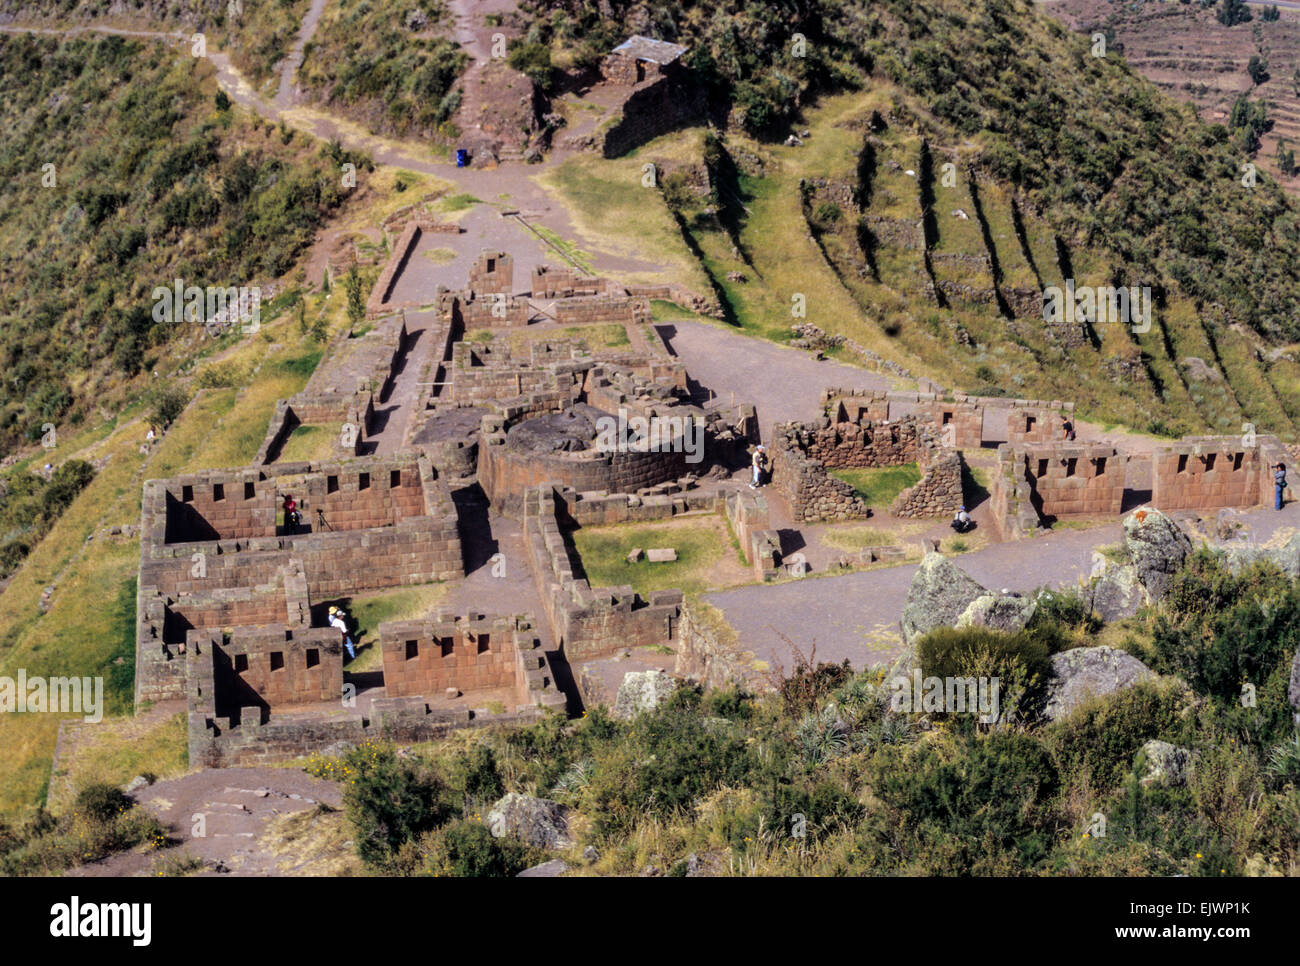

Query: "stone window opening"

xmin=270 ymin=651 xmax=285 ymax=672
xmin=1094 ymin=456 xmax=1107 ymax=476
xmin=182 ymin=484 xmax=194 ymax=503
xmin=390 ymin=470 xmax=401 ymax=488
xmin=213 ymin=483 xmax=225 ymax=502
xmin=405 ymin=640 xmax=418 ymax=660
xmin=327 ymin=475 xmax=339 ymax=494
xmin=234 ymin=654 xmax=249 ymax=673
xmin=359 ymin=472 xmax=370 ymax=491
xmin=1025 ymin=415 xmax=1036 ymax=433
xmin=477 ymin=633 xmax=490 ymax=655
xmin=1204 ymin=453 xmax=1216 ymax=472
xmin=942 ymin=411 xmax=953 ymax=424
xmin=1233 ymin=452 xmax=1244 ymax=471
xmin=1177 ymin=454 xmax=1188 ymax=473
xmin=1036 ymin=458 xmax=1049 ymax=478
xmin=306 ymin=648 xmax=320 ymax=668
xmin=439 ymin=637 xmax=454 ymax=658
xmin=244 ymin=481 xmax=255 ymax=500
xmin=1065 ymin=457 xmax=1077 ymax=477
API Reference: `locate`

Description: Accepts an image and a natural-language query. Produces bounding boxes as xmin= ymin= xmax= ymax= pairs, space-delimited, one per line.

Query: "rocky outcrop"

xmin=900 ymin=553 xmax=988 ymax=646
xmin=1087 ymin=508 xmax=1193 ymax=620
xmin=1043 ymin=646 xmax=1156 ymax=721
xmin=1224 ymin=532 xmax=1300 ymax=580
xmin=1123 ymin=507 xmax=1193 ymax=600
xmin=487 ymin=793 xmax=572 ymax=850
xmin=1138 ymin=740 xmax=1196 ymax=787
xmin=612 ymin=669 xmax=679 ymax=720
xmin=956 ymin=593 xmax=1038 ymax=634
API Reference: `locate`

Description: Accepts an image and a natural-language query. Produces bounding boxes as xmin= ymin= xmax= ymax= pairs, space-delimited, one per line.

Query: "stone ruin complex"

xmin=134 ymin=241 xmax=1295 ymax=765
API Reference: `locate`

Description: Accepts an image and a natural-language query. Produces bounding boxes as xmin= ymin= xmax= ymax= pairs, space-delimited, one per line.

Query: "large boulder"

xmin=487 ymin=793 xmax=572 ymax=850
xmin=956 ymin=593 xmax=1037 ymax=634
xmin=612 ymin=670 xmax=679 ymax=721
xmin=1122 ymin=507 xmax=1192 ymax=601
xmin=901 ymin=553 xmax=988 ymax=647
xmin=1086 ymin=509 xmax=1194 ymax=620
xmin=1088 ymin=557 xmax=1145 ymax=623
xmin=1043 ymin=645 xmax=1157 ymax=721
xmin=1138 ymin=740 xmax=1196 ymax=787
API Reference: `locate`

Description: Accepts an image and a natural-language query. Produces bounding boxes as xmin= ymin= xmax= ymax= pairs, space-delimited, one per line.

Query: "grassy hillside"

xmin=0 ymin=32 xmax=364 ymax=449
xmin=297 ymin=0 xmax=467 ymax=139
xmin=0 ymin=0 xmax=311 ymax=86
xmin=527 ymin=0 xmax=1300 ymax=439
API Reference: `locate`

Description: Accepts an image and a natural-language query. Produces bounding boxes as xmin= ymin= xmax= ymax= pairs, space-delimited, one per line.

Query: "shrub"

xmin=73 ymin=783 xmax=132 ymax=823
xmin=1153 ymin=555 xmax=1300 ymax=712
xmin=147 ymin=384 xmax=189 ymax=429
xmin=1045 ymin=680 xmax=1187 ymax=792
xmin=867 ymin=731 xmax=1060 ymax=870
xmin=420 ymin=819 xmax=537 ymax=877
xmin=449 ymin=744 xmax=504 ymax=809
xmin=342 ymin=743 xmax=451 ymax=866
xmin=915 ymin=625 xmax=1060 ymax=720
xmin=578 ymin=689 xmax=755 ymax=838
xmin=506 ymin=41 xmax=553 ymax=92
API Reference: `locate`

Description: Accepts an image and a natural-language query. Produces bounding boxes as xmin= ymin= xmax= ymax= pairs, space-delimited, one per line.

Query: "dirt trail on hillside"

xmin=274 ymin=0 xmax=331 ymax=109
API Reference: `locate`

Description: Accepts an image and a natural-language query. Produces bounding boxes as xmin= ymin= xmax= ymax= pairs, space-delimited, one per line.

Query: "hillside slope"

xmin=528 ymin=0 xmax=1300 ymax=440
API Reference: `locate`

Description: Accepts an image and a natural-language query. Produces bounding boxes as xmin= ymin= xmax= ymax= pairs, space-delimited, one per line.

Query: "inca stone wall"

xmin=467 ymin=251 xmax=514 ymax=295
xmin=1025 ymin=444 xmax=1126 ymax=517
xmin=136 ymin=457 xmax=463 ymax=705
xmin=379 ymin=613 xmax=565 ymax=711
xmin=1151 ymin=436 xmax=1268 ymax=512
xmin=531 ymin=265 xmax=608 ymax=298
xmin=479 ymin=408 xmax=691 ymax=517
xmin=186 ymin=615 xmax=562 ymax=768
xmin=522 ymin=485 xmax=682 ymax=660
xmin=890 ymin=437 xmax=965 ymax=518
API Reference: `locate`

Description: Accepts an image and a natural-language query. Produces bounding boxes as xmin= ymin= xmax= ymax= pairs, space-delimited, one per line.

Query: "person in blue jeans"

xmin=329 ymin=605 xmax=356 ymax=661
xmin=1275 ymin=463 xmax=1288 ymax=510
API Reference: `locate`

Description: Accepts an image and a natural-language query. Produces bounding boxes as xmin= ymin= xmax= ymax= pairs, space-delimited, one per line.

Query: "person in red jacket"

xmin=283 ymin=494 xmax=301 ymax=533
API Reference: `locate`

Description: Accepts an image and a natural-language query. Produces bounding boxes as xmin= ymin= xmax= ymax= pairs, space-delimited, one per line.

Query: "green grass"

xmin=277 ymin=424 xmax=340 ymax=463
xmin=342 ymin=584 xmax=449 ymax=673
xmin=570 ymin=518 xmax=744 ymax=596
xmin=440 ymin=193 xmax=481 ymax=213
xmin=649 ymin=299 xmax=714 ymax=324
xmin=830 ymin=463 xmax=922 ymax=507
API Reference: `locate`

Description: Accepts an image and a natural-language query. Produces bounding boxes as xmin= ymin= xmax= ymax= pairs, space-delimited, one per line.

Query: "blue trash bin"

xmin=455 ymin=149 xmax=468 ymax=168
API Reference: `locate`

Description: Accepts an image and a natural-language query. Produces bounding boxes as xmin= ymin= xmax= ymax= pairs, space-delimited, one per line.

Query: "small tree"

xmin=344 ymin=264 xmax=364 ymax=337
xmin=148 ymin=385 xmax=189 ymax=431
xmin=1218 ymin=0 xmax=1252 ymax=26
xmin=321 ymin=268 xmax=331 ymax=294
xmin=1248 ymin=54 xmax=1270 ymax=85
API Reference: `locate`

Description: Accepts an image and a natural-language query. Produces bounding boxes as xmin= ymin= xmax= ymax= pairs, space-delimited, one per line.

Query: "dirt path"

xmin=656 ymin=320 xmax=894 ymax=440
xmin=68 ymin=767 xmax=352 ymax=877
xmin=274 ymin=0 xmax=331 ymax=110
xmin=704 ymin=523 xmax=1121 ymax=674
